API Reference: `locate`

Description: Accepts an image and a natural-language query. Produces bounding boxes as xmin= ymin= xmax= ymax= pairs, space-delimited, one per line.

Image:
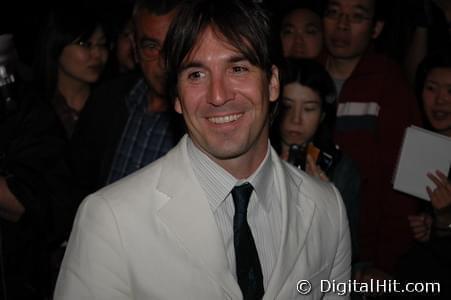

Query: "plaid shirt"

xmin=107 ymin=79 xmax=180 ymax=184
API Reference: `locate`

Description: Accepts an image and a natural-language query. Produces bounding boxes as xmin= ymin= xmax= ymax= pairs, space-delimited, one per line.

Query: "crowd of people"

xmin=1 ymin=0 xmax=450 ymax=299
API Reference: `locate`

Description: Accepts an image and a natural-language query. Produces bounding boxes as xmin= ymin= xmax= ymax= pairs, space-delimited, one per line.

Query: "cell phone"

xmin=288 ymin=144 xmax=307 ymax=170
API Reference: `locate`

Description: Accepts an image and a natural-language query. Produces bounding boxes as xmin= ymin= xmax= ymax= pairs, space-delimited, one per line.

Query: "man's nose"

xmin=337 ymin=13 xmax=351 ymax=31
xmin=208 ymin=75 xmax=233 ymax=106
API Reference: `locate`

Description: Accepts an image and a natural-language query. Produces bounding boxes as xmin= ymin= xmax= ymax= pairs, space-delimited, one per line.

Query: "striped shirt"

xmin=186 ymin=138 xmax=282 ymax=289
xmin=107 ymin=79 xmax=180 ymax=184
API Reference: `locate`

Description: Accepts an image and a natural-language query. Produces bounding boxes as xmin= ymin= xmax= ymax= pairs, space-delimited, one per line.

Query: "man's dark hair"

xmin=133 ymin=0 xmax=182 ymax=16
xmin=323 ymin=0 xmax=387 ymax=22
xmin=163 ymin=0 xmax=276 ymax=103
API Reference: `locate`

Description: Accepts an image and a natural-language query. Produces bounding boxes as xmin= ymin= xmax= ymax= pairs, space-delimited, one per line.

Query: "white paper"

xmin=393 ymin=126 xmax=451 ymax=201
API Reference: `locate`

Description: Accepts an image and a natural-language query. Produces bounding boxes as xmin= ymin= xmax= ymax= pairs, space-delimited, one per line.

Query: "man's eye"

xmin=141 ymin=41 xmax=159 ymax=50
xmin=325 ymin=8 xmax=339 ymax=18
xmin=232 ymin=66 xmax=248 ymax=73
xmin=188 ymin=71 xmax=205 ymax=80
xmin=351 ymin=13 xmax=366 ymax=22
xmin=425 ymin=84 xmax=436 ymax=92
xmin=76 ymin=41 xmax=92 ymax=48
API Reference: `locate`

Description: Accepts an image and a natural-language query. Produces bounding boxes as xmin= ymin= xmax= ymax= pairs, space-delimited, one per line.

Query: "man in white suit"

xmin=54 ymin=0 xmax=351 ymax=299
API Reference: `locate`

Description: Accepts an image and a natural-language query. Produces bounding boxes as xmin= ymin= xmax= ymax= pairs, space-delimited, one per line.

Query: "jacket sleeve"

xmin=53 ymin=194 xmax=131 ymax=300
xmin=324 ymin=185 xmax=352 ymax=300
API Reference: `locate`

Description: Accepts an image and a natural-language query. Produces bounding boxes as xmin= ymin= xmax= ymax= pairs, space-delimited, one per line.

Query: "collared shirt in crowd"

xmin=107 ymin=79 xmax=180 ymax=184
xmin=187 ymin=137 xmax=282 ymax=289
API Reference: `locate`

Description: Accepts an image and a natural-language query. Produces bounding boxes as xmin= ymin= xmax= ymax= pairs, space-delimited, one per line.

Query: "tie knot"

xmin=231 ymin=182 xmax=254 ymax=215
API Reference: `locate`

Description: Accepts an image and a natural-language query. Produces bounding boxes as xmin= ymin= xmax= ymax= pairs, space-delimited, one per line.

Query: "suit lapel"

xmin=264 ymin=153 xmax=316 ymax=299
xmin=156 ymin=137 xmax=241 ymax=299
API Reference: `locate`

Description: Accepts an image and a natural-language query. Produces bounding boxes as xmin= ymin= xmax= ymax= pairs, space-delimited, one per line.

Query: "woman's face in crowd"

xmin=422 ymin=67 xmax=451 ymax=137
xmin=280 ymin=8 xmax=323 ymax=59
xmin=58 ymin=26 xmax=109 ymax=85
xmin=279 ymin=82 xmax=322 ymax=146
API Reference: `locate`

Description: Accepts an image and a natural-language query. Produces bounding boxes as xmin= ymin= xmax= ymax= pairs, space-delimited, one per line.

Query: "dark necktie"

xmin=231 ymin=183 xmax=264 ymax=299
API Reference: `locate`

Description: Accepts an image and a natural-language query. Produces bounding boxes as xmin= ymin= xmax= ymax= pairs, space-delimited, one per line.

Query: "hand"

xmin=408 ymin=213 xmax=432 ymax=242
xmin=0 ymin=176 xmax=25 ymax=222
xmin=426 ymin=170 xmax=451 ymax=210
xmin=306 ymin=154 xmax=329 ymax=182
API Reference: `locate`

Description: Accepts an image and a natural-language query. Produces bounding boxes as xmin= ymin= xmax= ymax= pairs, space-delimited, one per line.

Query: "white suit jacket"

xmin=54 ymin=135 xmax=351 ymax=299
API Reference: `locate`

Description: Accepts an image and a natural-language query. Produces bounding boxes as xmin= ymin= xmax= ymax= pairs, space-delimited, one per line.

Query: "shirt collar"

xmin=187 ymin=137 xmax=273 ymax=212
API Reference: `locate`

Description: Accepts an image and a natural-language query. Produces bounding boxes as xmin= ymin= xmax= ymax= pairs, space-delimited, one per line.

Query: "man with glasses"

xmin=69 ymin=0 xmax=184 ymax=196
xmin=321 ymin=0 xmax=421 ymax=281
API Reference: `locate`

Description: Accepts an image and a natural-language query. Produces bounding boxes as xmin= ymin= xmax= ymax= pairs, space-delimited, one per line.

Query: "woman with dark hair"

xmin=398 ymin=52 xmax=451 ymax=299
xmin=33 ymin=4 xmax=110 ymax=138
xmin=271 ymin=58 xmax=361 ymax=260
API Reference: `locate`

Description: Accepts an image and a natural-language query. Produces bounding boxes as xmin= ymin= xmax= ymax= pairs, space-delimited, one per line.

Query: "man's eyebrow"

xmin=228 ymin=55 xmax=249 ymax=64
xmin=179 ymin=61 xmax=204 ymax=73
xmin=179 ymin=55 xmax=250 ymax=72
xmin=327 ymin=0 xmax=340 ymax=7
xmin=353 ymin=4 xmax=371 ymax=15
xmin=139 ymin=36 xmax=160 ymax=44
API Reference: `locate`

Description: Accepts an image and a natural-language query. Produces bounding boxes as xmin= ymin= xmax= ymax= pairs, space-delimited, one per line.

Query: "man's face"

xmin=134 ymin=9 xmax=176 ymax=97
xmin=280 ymin=8 xmax=323 ymax=59
xmin=175 ymin=27 xmax=279 ymax=175
xmin=323 ymin=0 xmax=383 ymax=60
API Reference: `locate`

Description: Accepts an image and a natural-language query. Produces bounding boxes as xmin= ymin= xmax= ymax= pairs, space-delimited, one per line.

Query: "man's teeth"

xmin=208 ymin=114 xmax=242 ymax=124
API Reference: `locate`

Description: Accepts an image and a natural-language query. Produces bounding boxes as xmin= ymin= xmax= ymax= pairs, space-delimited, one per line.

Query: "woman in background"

xmin=34 ymin=4 xmax=110 ymax=138
xmin=398 ymin=52 xmax=451 ymax=299
xmin=271 ymin=58 xmax=361 ymax=261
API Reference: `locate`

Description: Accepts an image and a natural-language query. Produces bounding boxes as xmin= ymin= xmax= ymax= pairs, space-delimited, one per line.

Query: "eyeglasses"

xmin=72 ymin=40 xmax=111 ymax=51
xmin=324 ymin=8 xmax=373 ymax=24
xmin=137 ymin=39 xmax=162 ymax=61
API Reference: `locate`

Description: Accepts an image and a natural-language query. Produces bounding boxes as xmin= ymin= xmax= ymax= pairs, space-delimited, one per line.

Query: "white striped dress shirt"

xmin=186 ymin=138 xmax=282 ymax=289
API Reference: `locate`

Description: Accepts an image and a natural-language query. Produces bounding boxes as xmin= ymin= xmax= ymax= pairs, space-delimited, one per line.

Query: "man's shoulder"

xmin=278 ymin=158 xmax=341 ymax=211
xmin=354 ymin=51 xmax=405 ymax=78
xmin=89 ymin=140 xmax=185 ymax=207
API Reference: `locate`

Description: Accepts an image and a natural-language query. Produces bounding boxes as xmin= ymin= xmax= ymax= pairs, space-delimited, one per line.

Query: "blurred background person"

xmin=68 ymin=0 xmax=185 ymax=200
xmin=105 ymin=1 xmax=137 ymax=77
xmin=33 ymin=3 xmax=110 ymax=138
xmin=278 ymin=2 xmax=324 ymax=59
xmin=404 ymin=0 xmax=451 ymax=86
xmin=0 ymin=31 xmax=72 ymax=300
xmin=397 ymin=51 xmax=451 ymax=300
xmin=271 ymin=58 xmax=361 ymax=265
xmin=320 ymin=0 xmax=422 ymax=280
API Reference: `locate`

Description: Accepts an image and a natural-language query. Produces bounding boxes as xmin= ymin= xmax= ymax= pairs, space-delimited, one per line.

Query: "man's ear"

xmin=174 ymin=97 xmax=182 ymax=114
xmin=371 ymin=20 xmax=384 ymax=39
xmin=269 ymin=65 xmax=280 ymax=103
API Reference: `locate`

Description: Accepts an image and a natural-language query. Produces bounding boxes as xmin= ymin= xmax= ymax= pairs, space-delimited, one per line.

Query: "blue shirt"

xmin=107 ymin=79 xmax=181 ymax=184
